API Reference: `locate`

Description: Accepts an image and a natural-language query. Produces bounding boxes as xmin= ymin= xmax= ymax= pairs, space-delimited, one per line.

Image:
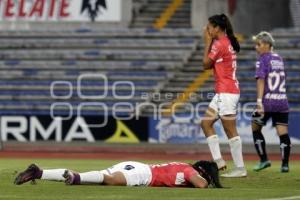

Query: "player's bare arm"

xmin=202 ymin=26 xmax=213 ymax=69
xmin=256 ymin=78 xmax=265 ymax=114
xmin=189 ymin=174 xmax=208 ymax=188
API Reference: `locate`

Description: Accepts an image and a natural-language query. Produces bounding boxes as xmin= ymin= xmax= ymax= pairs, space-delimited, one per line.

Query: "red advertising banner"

xmin=0 ymin=0 xmax=121 ymax=22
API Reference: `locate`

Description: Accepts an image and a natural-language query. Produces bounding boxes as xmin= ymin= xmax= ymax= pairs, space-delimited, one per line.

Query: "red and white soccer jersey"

xmin=149 ymin=162 xmax=198 ymax=187
xmin=208 ymin=35 xmax=240 ymax=94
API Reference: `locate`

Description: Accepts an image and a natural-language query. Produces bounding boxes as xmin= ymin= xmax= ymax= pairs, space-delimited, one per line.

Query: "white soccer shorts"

xmin=101 ymin=161 xmax=152 ymax=186
xmin=208 ymin=93 xmax=240 ymax=116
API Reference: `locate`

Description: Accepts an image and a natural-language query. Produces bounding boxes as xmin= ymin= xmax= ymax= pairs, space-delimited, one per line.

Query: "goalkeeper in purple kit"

xmin=251 ymin=31 xmax=291 ymax=173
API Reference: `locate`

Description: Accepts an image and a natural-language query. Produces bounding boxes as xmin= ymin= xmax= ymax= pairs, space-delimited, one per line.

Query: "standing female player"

xmin=201 ymin=14 xmax=247 ymax=177
xmin=252 ymin=31 xmax=291 ymax=173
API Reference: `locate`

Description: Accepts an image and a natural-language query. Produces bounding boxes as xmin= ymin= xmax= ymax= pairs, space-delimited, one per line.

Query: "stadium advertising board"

xmin=0 ymin=115 xmax=148 ymax=142
xmin=149 ymin=117 xmax=204 ymax=143
xmin=149 ymin=112 xmax=300 ymax=144
xmin=0 ymin=0 xmax=121 ymax=22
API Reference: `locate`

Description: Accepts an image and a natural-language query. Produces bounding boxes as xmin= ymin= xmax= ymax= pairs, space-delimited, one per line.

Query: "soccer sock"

xmin=279 ymin=134 xmax=291 ymax=166
xmin=41 ymin=169 xmax=66 ymax=181
xmin=253 ymin=130 xmax=268 ymax=162
xmin=79 ymin=171 xmax=104 ymax=184
xmin=207 ymin=135 xmax=222 ymax=161
xmin=229 ymin=136 xmax=245 ymax=168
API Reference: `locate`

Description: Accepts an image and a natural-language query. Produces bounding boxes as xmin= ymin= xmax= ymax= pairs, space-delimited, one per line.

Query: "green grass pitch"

xmin=0 ymin=159 xmax=300 ymax=200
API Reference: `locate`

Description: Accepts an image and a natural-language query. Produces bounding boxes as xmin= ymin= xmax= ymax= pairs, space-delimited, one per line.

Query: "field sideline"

xmin=1 ymin=159 xmax=300 ymax=200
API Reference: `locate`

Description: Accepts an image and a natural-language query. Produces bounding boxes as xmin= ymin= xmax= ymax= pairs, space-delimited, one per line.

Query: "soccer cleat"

xmin=63 ymin=170 xmax=74 ymax=185
xmin=14 ymin=164 xmax=42 ymax=185
xmin=253 ymin=160 xmax=271 ymax=172
xmin=214 ymin=158 xmax=227 ymax=171
xmin=281 ymin=164 xmax=289 ymax=173
xmin=221 ymin=167 xmax=247 ymax=178
xmin=63 ymin=170 xmax=80 ymax=185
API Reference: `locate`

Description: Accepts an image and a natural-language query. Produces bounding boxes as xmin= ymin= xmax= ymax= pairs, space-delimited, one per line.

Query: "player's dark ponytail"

xmin=222 ymin=14 xmax=240 ymax=53
xmin=192 ymin=160 xmax=223 ymax=188
xmin=208 ymin=14 xmax=240 ymax=53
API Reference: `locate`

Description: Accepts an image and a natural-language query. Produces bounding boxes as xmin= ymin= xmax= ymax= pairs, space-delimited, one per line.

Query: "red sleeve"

xmin=183 ymin=167 xmax=198 ymax=181
xmin=208 ymin=40 xmax=222 ymax=61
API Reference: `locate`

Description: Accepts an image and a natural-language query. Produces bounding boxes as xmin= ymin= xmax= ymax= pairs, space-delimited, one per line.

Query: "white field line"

xmin=260 ymin=196 xmax=300 ymax=200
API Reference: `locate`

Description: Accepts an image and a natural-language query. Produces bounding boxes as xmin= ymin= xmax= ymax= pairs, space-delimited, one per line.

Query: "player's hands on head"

xmin=203 ymin=26 xmax=212 ymax=45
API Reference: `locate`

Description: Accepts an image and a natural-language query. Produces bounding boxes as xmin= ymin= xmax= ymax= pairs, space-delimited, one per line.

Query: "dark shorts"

xmin=252 ymin=112 xmax=289 ymax=127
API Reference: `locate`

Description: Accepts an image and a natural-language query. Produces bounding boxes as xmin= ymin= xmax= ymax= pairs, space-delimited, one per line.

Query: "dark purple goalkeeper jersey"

xmin=255 ymin=52 xmax=289 ymax=113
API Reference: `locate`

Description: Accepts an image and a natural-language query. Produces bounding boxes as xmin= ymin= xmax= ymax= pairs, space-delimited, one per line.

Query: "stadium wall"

xmin=192 ymin=0 xmax=292 ymax=34
xmin=1 ymin=113 xmax=300 ymax=145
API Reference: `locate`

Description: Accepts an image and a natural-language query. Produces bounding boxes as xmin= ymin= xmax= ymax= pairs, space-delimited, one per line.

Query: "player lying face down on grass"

xmin=14 ymin=160 xmax=222 ymax=188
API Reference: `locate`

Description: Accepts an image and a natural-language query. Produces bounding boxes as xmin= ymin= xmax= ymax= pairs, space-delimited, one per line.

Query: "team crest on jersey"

xmin=124 ymin=165 xmax=135 ymax=170
xmin=81 ymin=0 xmax=107 ymax=21
xmin=256 ymin=61 xmax=260 ymax=68
xmin=210 ymin=45 xmax=218 ymax=55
